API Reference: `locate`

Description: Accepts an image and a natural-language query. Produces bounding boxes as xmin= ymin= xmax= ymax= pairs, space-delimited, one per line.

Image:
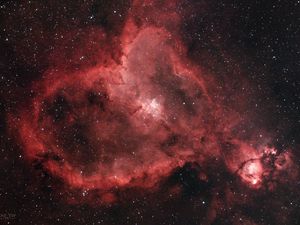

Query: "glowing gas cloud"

xmin=8 ymin=0 xmax=298 ymax=214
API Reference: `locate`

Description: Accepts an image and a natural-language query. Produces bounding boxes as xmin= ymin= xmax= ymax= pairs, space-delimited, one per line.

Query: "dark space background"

xmin=0 ymin=0 xmax=300 ymax=224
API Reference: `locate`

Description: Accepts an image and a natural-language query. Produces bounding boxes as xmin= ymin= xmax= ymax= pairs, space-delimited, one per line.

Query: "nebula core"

xmin=1 ymin=0 xmax=300 ymax=224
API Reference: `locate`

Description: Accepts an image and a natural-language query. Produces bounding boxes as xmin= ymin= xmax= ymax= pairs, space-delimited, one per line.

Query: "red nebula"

xmin=8 ymin=0 xmax=298 ymax=206
xmin=10 ymin=20 xmax=216 ymax=203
